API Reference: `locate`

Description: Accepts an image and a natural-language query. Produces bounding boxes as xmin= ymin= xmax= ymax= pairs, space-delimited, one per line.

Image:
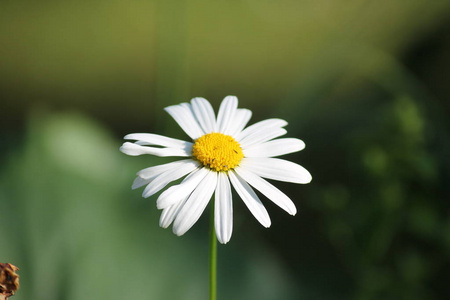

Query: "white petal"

xmin=227 ymin=109 xmax=252 ymax=137
xmin=191 ymin=97 xmax=216 ymax=133
xmin=216 ymin=96 xmax=238 ymax=134
xmin=142 ymin=160 xmax=200 ymax=198
xmin=236 ymin=118 xmax=287 ymax=140
xmin=159 ymin=196 xmax=187 ymax=228
xmin=239 ymin=127 xmax=287 ymax=149
xmin=215 ymin=172 xmax=233 ymax=244
xmin=228 ymin=170 xmax=271 ymax=227
xmin=173 ymin=171 xmax=218 ymax=236
xmin=137 ymin=159 xmax=194 ymax=179
xmin=165 ymin=103 xmax=204 ymax=139
xmin=234 ymin=167 xmax=297 ymax=215
xmin=243 ymin=138 xmax=305 ymax=157
xmin=132 ymin=176 xmax=151 ymax=189
xmin=120 ymin=142 xmax=192 ymax=157
xmin=236 ymin=119 xmax=288 ymax=149
xmin=124 ymin=133 xmax=191 ymax=149
xmin=156 ymin=167 xmax=209 ymax=209
xmin=240 ymin=158 xmax=312 ymax=184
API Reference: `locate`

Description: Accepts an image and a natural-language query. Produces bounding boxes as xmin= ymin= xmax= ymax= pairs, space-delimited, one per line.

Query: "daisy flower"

xmin=120 ymin=96 xmax=312 ymax=244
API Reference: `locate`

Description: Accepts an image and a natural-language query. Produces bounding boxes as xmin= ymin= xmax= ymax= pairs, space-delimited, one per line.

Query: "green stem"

xmin=209 ymin=203 xmax=217 ymax=300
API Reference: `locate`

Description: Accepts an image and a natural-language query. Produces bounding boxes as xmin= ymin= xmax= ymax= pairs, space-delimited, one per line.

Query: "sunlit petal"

xmin=240 ymin=157 xmax=312 ymax=184
xmin=235 ymin=166 xmax=297 ymax=215
xmin=215 ymin=172 xmax=233 ymax=244
xmin=216 ymin=96 xmax=238 ymax=134
xmin=228 ymin=170 xmax=271 ymax=227
xmin=191 ymin=97 xmax=217 ymax=133
xmin=173 ymin=171 xmax=218 ymax=236
xmin=243 ymin=138 xmax=305 ymax=157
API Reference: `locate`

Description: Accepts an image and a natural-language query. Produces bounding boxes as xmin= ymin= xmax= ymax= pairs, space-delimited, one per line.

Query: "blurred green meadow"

xmin=1 ymin=1 xmax=450 ymax=299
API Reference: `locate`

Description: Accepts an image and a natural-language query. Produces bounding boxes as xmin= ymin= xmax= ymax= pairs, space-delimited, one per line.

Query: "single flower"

xmin=120 ymin=96 xmax=311 ymax=244
xmin=0 ymin=263 xmax=19 ymax=300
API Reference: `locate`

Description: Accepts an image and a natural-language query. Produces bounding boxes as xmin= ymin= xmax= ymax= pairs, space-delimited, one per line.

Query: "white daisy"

xmin=120 ymin=96 xmax=312 ymax=244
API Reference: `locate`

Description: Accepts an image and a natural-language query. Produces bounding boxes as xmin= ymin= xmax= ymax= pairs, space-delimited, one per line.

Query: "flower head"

xmin=0 ymin=263 xmax=19 ymax=299
xmin=120 ymin=96 xmax=311 ymax=244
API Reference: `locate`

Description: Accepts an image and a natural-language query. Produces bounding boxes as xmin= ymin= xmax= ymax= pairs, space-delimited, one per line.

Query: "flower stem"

xmin=209 ymin=203 xmax=217 ymax=300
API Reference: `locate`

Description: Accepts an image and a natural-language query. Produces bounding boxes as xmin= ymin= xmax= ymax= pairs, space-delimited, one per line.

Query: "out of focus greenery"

xmin=1 ymin=1 xmax=449 ymax=299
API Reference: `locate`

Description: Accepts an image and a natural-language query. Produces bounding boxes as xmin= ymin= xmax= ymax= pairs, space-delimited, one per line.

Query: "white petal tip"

xmin=287 ymin=206 xmax=297 ymax=216
xmin=131 ymin=176 xmax=149 ymax=190
xmin=261 ymin=219 xmax=271 ymax=228
xmin=120 ymin=143 xmax=142 ymax=156
xmin=224 ymin=95 xmax=238 ymax=102
xmin=164 ymin=104 xmax=180 ymax=112
xmin=173 ymin=228 xmax=186 ymax=237
xmin=123 ymin=134 xmax=137 ymax=140
xmin=119 ymin=145 xmax=128 ymax=154
xmin=216 ymin=233 xmax=232 ymax=244
xmin=294 ymin=169 xmax=312 ymax=184
xmin=301 ymin=175 xmax=312 ymax=184
xmin=159 ymin=222 xmax=170 ymax=229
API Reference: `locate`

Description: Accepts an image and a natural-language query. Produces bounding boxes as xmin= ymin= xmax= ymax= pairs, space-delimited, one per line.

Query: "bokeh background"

xmin=1 ymin=1 xmax=450 ymax=299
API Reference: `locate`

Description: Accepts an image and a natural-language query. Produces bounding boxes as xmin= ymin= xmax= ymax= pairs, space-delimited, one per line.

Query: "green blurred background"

xmin=1 ymin=1 xmax=450 ymax=299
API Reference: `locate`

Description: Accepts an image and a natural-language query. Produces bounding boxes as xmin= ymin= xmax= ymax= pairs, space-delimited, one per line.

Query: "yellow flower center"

xmin=192 ymin=133 xmax=244 ymax=172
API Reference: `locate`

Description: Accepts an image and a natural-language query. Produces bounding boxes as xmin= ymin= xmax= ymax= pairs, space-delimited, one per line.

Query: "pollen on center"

xmin=192 ymin=133 xmax=244 ymax=172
